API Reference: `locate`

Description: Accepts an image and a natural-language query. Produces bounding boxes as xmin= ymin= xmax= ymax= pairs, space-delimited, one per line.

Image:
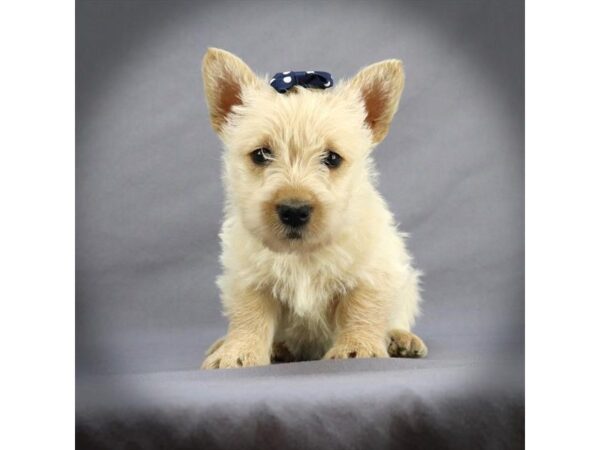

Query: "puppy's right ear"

xmin=202 ymin=48 xmax=260 ymax=134
xmin=348 ymin=59 xmax=405 ymax=144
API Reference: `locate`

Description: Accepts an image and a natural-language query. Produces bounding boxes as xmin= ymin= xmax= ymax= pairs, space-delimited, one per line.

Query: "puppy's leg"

xmin=387 ymin=329 xmax=428 ymax=358
xmin=202 ymin=289 xmax=278 ymax=369
xmin=386 ymin=269 xmax=427 ymax=358
xmin=205 ymin=336 xmax=225 ymax=356
xmin=324 ymin=285 xmax=389 ymax=359
xmin=206 ymin=337 xmax=296 ymax=363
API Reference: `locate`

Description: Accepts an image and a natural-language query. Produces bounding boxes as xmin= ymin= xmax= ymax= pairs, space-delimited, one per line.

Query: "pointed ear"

xmin=349 ymin=59 xmax=405 ymax=144
xmin=202 ymin=48 xmax=260 ymax=134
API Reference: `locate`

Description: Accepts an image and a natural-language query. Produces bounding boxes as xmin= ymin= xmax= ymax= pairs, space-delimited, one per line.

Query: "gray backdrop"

xmin=76 ymin=0 xmax=524 ymax=448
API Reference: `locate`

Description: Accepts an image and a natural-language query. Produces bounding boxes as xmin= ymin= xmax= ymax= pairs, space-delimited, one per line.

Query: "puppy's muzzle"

xmin=276 ymin=201 xmax=313 ymax=228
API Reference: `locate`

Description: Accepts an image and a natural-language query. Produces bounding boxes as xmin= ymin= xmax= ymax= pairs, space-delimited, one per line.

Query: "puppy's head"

xmin=202 ymin=48 xmax=405 ymax=253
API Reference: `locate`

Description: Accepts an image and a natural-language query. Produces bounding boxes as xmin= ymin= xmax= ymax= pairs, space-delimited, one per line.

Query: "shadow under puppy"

xmin=201 ymin=48 xmax=427 ymax=369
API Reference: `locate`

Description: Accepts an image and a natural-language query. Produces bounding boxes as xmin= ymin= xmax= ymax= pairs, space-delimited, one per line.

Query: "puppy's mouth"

xmin=261 ymin=224 xmax=330 ymax=253
xmin=286 ymin=230 xmax=303 ymax=240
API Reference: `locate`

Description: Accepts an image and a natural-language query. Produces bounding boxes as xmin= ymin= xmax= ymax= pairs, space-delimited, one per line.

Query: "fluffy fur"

xmin=201 ymin=48 xmax=427 ymax=369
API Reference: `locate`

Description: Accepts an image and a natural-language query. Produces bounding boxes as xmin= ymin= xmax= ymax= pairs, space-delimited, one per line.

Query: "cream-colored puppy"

xmin=201 ymin=48 xmax=427 ymax=369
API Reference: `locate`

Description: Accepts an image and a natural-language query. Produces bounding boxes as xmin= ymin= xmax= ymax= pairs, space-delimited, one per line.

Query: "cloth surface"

xmin=76 ymin=0 xmax=524 ymax=448
xmin=77 ymin=333 xmax=523 ymax=449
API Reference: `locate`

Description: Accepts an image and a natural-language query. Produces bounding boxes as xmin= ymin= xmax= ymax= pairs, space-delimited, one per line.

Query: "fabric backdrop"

xmin=76 ymin=0 xmax=524 ymax=448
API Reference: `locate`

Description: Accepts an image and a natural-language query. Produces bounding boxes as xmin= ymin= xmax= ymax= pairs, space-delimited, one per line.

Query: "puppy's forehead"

xmin=233 ymin=87 xmax=366 ymax=155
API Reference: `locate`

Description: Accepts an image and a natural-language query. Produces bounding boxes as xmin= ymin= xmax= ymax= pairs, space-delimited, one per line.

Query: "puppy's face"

xmin=202 ymin=48 xmax=405 ymax=253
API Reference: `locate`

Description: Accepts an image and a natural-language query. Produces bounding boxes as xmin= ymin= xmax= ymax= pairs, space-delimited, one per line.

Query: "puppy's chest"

xmin=266 ymin=257 xmax=354 ymax=320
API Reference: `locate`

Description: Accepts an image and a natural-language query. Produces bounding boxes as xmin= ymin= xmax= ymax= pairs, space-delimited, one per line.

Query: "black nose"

xmin=276 ymin=203 xmax=312 ymax=228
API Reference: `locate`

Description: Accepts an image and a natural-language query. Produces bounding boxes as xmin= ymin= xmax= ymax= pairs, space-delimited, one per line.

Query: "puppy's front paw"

xmin=324 ymin=337 xmax=388 ymax=360
xmin=201 ymin=340 xmax=270 ymax=369
xmin=387 ymin=329 xmax=428 ymax=358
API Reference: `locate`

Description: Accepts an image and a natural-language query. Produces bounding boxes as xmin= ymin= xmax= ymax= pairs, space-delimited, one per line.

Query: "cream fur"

xmin=201 ymin=48 xmax=426 ymax=369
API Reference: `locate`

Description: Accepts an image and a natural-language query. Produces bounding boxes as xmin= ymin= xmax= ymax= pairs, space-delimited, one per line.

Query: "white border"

xmin=527 ymin=1 xmax=600 ymax=448
xmin=1 ymin=0 xmax=600 ymax=448
xmin=0 ymin=1 xmax=74 ymax=448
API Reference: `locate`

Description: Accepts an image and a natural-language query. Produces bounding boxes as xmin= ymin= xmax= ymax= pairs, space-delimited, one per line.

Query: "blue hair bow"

xmin=269 ymin=70 xmax=334 ymax=93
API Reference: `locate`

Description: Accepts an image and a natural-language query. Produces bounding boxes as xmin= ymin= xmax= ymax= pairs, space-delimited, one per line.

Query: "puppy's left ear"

xmin=349 ymin=59 xmax=405 ymax=144
xmin=202 ymin=48 xmax=260 ymax=134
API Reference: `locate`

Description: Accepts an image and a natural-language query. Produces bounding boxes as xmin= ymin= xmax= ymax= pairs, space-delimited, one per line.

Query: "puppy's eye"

xmin=322 ymin=150 xmax=342 ymax=169
xmin=250 ymin=148 xmax=273 ymax=166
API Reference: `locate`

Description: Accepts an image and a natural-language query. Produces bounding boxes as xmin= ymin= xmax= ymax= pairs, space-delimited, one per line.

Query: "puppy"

xmin=201 ymin=48 xmax=427 ymax=369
